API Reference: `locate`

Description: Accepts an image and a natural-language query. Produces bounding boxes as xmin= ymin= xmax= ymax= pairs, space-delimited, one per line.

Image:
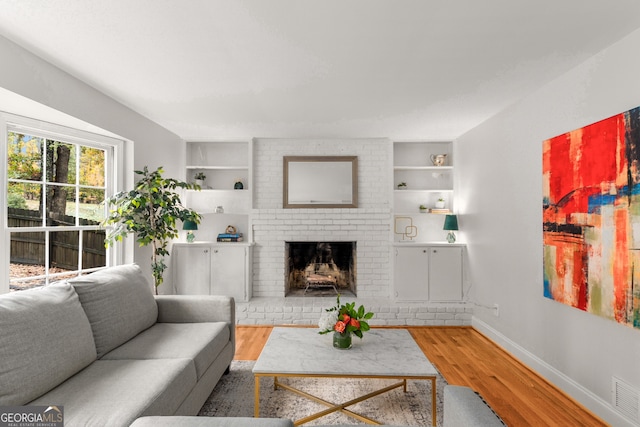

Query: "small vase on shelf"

xmin=333 ymin=331 xmax=352 ymax=349
xmin=194 ymin=172 xmax=206 ymax=188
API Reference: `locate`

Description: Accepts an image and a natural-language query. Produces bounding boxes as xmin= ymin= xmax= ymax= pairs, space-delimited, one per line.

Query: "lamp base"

xmin=187 ymin=231 xmax=195 ymax=243
xmin=446 ymin=231 xmax=456 ymax=243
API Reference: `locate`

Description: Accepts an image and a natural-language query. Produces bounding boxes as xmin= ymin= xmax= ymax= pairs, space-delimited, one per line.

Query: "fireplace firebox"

xmin=285 ymin=241 xmax=356 ymax=296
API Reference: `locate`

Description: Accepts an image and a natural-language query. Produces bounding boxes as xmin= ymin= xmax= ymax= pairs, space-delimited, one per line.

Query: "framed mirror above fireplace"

xmin=283 ymin=156 xmax=358 ymax=208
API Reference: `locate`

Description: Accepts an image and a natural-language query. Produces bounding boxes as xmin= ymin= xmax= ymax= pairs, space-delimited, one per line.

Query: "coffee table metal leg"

xmin=254 ymin=375 xmax=260 ymax=418
xmin=431 ymin=377 xmax=436 ymax=426
xmin=258 ymin=374 xmax=437 ymax=425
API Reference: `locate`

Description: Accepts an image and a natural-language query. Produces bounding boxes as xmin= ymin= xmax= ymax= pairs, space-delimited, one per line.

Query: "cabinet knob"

xmin=203 ymin=249 xmax=209 ymax=254
xmin=432 ymin=249 xmax=437 ymax=253
xmin=214 ymin=249 xmax=219 ymax=253
xmin=423 ymin=249 xmax=427 ymax=253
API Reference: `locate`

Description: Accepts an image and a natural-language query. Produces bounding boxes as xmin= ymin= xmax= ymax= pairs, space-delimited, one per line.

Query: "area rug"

xmin=199 ymin=361 xmax=446 ymax=426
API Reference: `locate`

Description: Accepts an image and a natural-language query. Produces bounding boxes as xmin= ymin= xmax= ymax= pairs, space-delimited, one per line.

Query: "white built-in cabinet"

xmin=394 ymin=244 xmax=463 ymax=302
xmin=391 ymin=140 xmax=464 ymax=302
xmin=172 ymin=243 xmax=252 ymax=302
xmin=176 ymin=139 xmax=253 ymax=301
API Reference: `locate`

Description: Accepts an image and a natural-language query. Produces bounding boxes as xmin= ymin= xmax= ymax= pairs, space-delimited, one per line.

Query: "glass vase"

xmin=333 ymin=331 xmax=352 ymax=349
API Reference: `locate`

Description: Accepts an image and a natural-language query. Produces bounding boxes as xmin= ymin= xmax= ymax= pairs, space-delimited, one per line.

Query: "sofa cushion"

xmin=30 ymin=358 xmax=197 ymax=427
xmin=102 ymin=322 xmax=230 ymax=379
xmin=0 ymin=283 xmax=97 ymax=405
xmin=69 ymin=264 xmax=158 ymax=358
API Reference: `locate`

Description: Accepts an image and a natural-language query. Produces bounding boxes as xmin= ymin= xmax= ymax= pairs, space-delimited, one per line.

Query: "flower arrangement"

xmin=318 ymin=295 xmax=374 ymax=339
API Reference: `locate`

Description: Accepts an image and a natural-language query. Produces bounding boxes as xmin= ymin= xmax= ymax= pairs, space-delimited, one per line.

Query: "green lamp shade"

xmin=443 ymin=215 xmax=458 ymax=231
xmin=183 ymin=220 xmax=198 ymax=231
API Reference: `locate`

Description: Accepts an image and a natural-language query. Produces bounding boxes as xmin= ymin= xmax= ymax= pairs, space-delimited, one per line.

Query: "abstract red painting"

xmin=543 ymin=106 xmax=640 ymax=330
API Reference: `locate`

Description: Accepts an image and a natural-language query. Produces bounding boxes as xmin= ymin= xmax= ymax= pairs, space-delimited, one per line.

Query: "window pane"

xmin=7 ymin=132 xmax=43 ymax=181
xmin=50 ymin=230 xmax=79 ymax=269
xmin=79 ymin=187 xmax=106 ymax=223
xmin=46 ymin=140 xmax=76 ymax=184
xmin=7 ymin=182 xmax=43 ymax=227
xmin=49 ymin=230 xmax=105 ymax=271
xmin=81 ymin=229 xmax=107 ymax=269
xmin=79 ymin=146 xmax=105 ymax=187
xmin=10 ymin=231 xmax=46 ymax=291
xmin=46 ymin=184 xmax=76 ymax=226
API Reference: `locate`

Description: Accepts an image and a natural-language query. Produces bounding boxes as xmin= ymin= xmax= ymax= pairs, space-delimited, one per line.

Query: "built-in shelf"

xmin=393 ymin=140 xmax=455 ymax=242
xmin=185 ymin=139 xmax=253 ymax=241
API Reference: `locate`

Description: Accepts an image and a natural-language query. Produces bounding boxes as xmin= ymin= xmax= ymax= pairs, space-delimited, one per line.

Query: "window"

xmin=3 ymin=115 xmax=122 ymax=291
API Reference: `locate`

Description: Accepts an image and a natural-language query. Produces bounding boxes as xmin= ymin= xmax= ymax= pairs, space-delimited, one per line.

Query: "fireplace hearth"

xmin=285 ymin=241 xmax=356 ymax=296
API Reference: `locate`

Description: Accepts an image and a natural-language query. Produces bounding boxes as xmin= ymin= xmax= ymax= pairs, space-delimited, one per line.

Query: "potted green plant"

xmin=419 ymin=204 xmax=428 ymax=213
xmin=435 ymin=198 xmax=446 ymax=209
xmin=194 ymin=172 xmax=206 ymax=187
xmin=397 ymin=182 xmax=407 ymax=190
xmin=103 ymin=166 xmax=201 ymax=294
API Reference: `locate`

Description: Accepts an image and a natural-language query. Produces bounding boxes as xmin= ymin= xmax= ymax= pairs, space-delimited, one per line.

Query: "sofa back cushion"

xmin=0 ymin=283 xmax=97 ymax=405
xmin=70 ymin=264 xmax=158 ymax=358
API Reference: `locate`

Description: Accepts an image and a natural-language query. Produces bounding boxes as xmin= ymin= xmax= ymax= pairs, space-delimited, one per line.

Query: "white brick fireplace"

xmin=251 ymin=138 xmax=392 ymax=298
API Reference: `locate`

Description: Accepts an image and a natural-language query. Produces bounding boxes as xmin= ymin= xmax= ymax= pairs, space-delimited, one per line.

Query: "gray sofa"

xmin=443 ymin=385 xmax=506 ymax=426
xmin=0 ymin=263 xmax=235 ymax=427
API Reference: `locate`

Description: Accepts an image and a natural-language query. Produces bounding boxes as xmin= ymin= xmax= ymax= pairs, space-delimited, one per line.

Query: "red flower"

xmin=334 ymin=321 xmax=346 ymax=333
xmin=350 ymin=318 xmax=360 ymax=329
xmin=342 ymin=314 xmax=351 ymax=324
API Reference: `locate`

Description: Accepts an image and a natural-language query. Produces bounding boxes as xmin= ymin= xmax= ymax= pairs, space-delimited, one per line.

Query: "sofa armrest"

xmin=154 ymin=295 xmax=235 ymax=353
xmin=443 ymin=385 xmax=506 ymax=427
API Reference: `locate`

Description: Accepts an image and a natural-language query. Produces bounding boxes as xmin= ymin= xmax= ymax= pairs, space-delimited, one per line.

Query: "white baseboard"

xmin=472 ymin=316 xmax=638 ymax=427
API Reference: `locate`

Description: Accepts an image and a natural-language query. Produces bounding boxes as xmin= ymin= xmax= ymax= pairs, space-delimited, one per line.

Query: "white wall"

xmin=457 ymin=28 xmax=640 ymax=426
xmin=0 ymin=35 xmax=184 ymax=286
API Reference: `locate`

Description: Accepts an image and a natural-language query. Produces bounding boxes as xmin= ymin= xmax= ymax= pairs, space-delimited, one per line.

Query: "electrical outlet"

xmin=493 ymin=304 xmax=499 ymax=317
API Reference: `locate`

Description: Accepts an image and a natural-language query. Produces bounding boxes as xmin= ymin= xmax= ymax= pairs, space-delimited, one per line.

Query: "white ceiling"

xmin=1 ymin=0 xmax=640 ymax=141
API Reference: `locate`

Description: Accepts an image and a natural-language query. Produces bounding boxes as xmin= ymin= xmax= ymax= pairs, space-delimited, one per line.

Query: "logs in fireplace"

xmin=285 ymin=241 xmax=356 ymax=296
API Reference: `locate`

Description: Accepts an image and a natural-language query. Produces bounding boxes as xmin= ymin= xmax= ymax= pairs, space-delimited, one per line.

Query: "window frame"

xmin=1 ymin=113 xmax=125 ymax=292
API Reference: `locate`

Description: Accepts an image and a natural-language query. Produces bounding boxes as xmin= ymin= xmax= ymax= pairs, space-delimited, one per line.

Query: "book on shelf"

xmin=217 ymin=233 xmax=243 ymax=242
xmin=429 ymin=208 xmax=451 ymax=214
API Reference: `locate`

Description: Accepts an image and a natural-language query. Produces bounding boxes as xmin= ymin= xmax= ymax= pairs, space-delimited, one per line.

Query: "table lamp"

xmin=443 ymin=214 xmax=458 ymax=243
xmin=183 ymin=220 xmax=198 ymax=243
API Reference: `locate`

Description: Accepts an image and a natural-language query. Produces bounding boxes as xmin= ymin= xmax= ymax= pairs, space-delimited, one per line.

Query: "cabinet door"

xmin=211 ymin=246 xmax=246 ymax=301
xmin=428 ymin=246 xmax=462 ymax=301
xmin=173 ymin=245 xmax=212 ymax=294
xmin=394 ymin=247 xmax=429 ymax=301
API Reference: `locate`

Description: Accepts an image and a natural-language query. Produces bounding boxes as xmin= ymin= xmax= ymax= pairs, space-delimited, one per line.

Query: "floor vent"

xmin=612 ymin=376 xmax=640 ymax=423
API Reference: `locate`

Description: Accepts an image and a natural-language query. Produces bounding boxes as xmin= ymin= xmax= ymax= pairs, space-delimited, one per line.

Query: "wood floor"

xmin=235 ymin=325 xmax=608 ymax=427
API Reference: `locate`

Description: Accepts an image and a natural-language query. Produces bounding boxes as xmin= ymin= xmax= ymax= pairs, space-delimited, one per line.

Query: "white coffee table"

xmin=253 ymin=327 xmax=438 ymax=426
